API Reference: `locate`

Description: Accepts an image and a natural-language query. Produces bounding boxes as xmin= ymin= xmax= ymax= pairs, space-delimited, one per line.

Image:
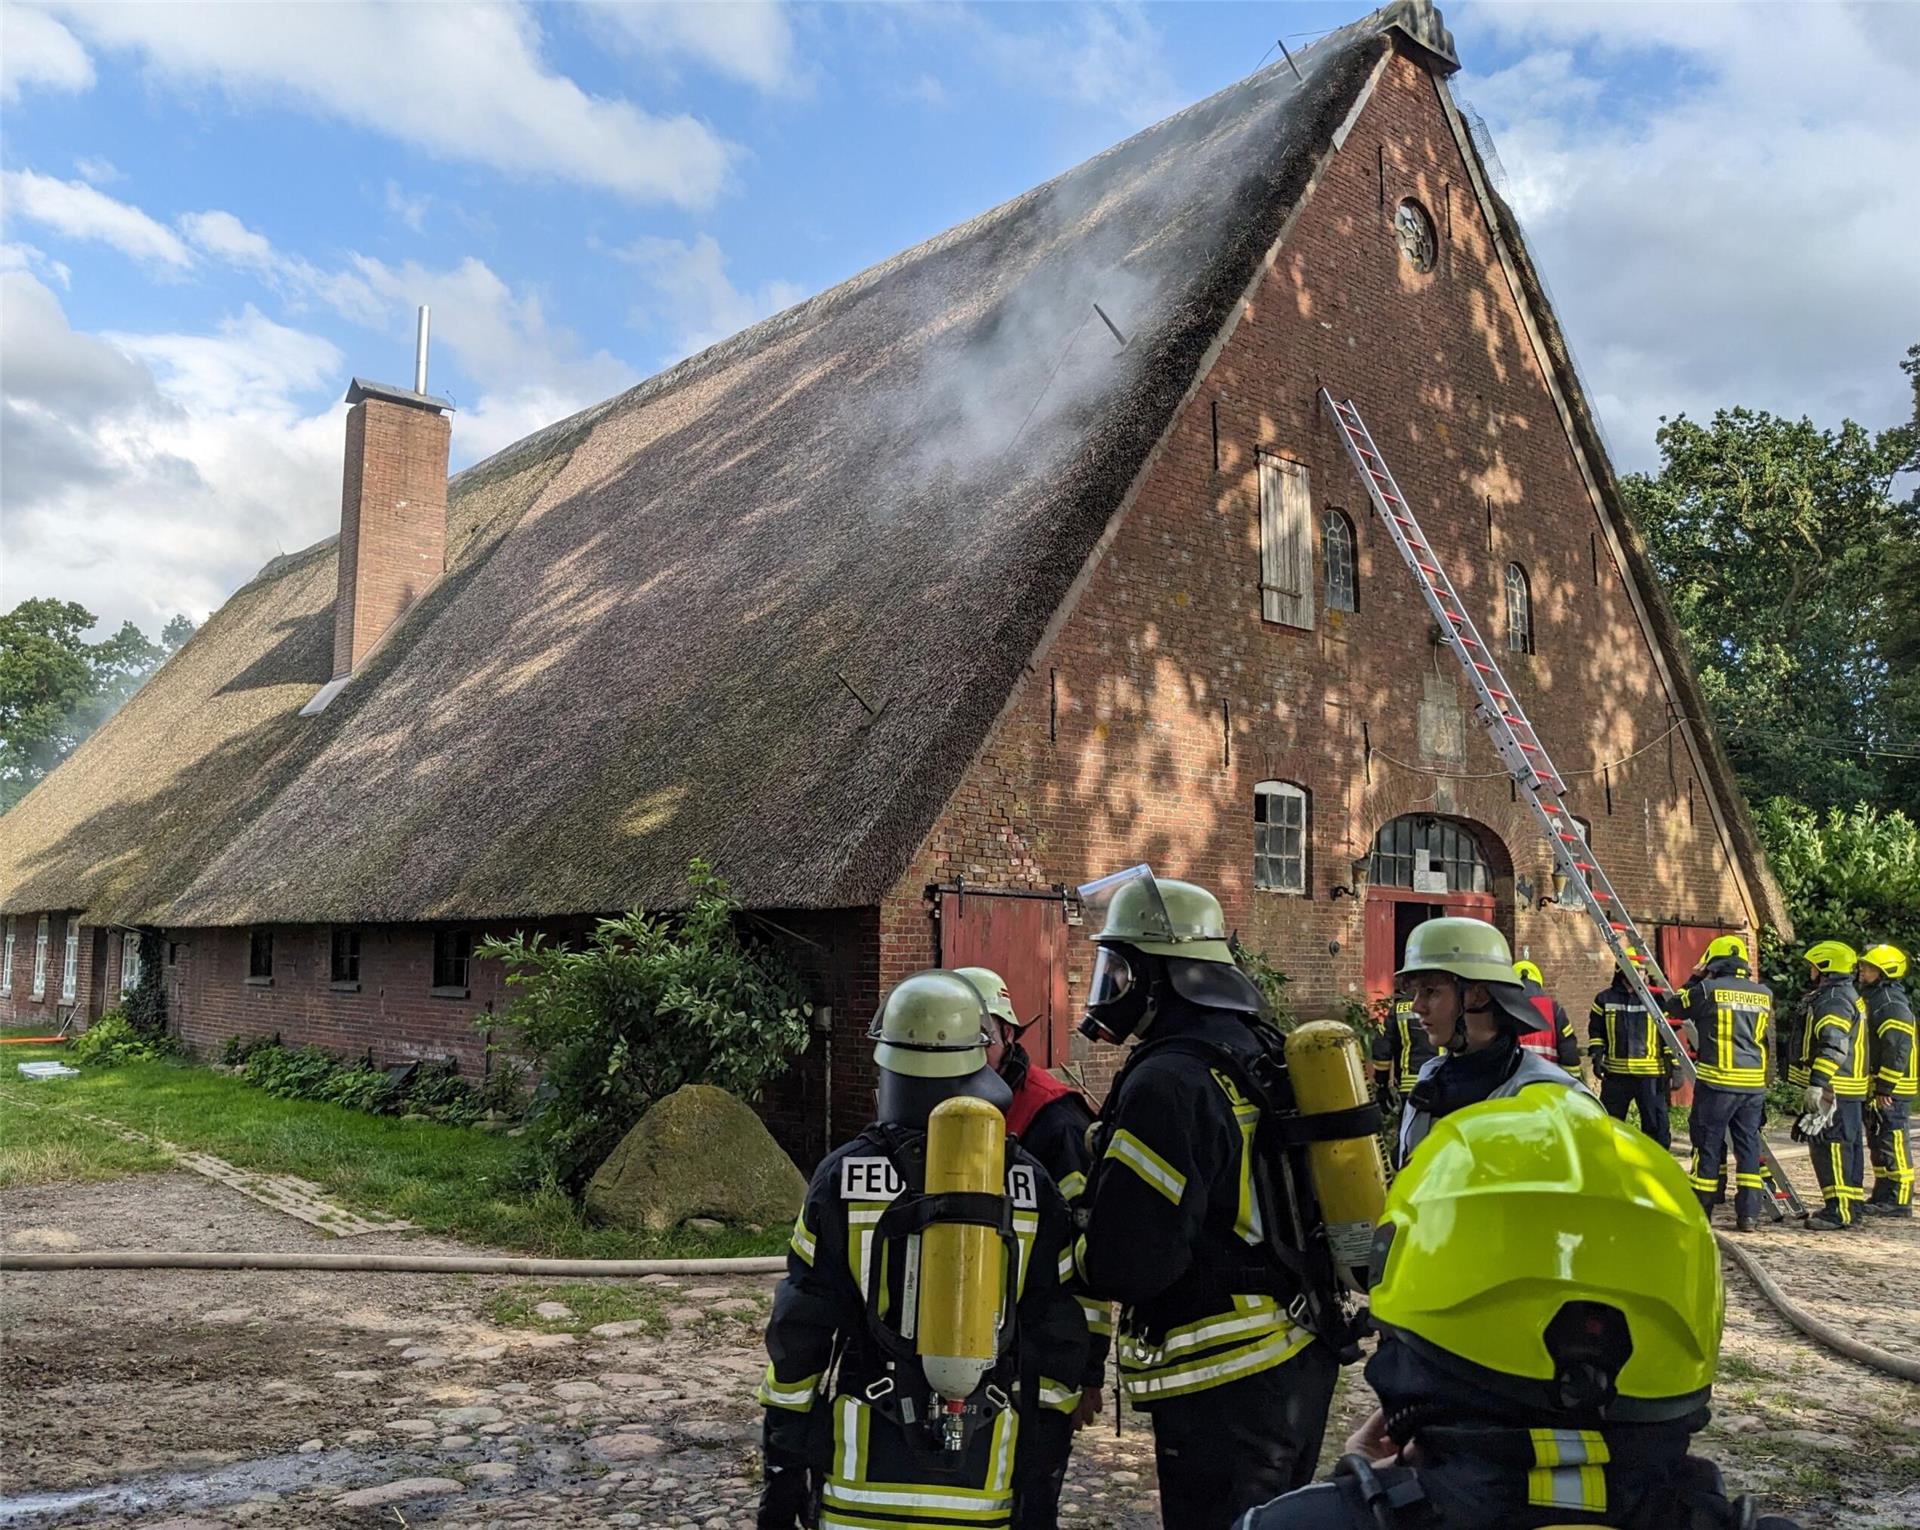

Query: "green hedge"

xmin=219 ymin=1035 xmax=520 ymax=1127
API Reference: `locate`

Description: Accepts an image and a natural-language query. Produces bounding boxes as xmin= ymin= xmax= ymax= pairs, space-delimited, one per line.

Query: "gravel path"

xmin=1 ymin=1157 xmax=1913 ymax=1528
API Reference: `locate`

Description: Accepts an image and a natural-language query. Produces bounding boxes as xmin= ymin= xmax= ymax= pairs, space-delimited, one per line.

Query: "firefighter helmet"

xmin=1803 ymin=940 xmax=1858 ymax=975
xmin=869 ymin=970 xmax=995 ymax=1079
xmin=1080 ymin=864 xmax=1236 ymax=964
xmin=1860 ymin=944 xmax=1909 ymax=981
xmin=1398 ymin=917 xmax=1518 ymax=987
xmin=1704 ymin=934 xmax=1749 ymax=964
xmin=1512 ymin=959 xmax=1544 ymax=986
xmin=954 ymin=967 xmax=1023 ymax=1029
xmin=1370 ymin=1084 xmax=1721 ymax=1422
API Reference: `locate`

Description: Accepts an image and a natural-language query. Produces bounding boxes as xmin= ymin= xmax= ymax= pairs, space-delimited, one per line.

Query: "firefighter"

xmin=1666 ymin=935 xmax=1773 ymax=1230
xmin=755 ymin=970 xmax=1089 ymax=1530
xmin=1512 ymin=958 xmax=1583 ymax=1072
xmin=1859 ymin=943 xmax=1916 ymax=1216
xmin=1072 ymin=867 xmax=1339 ymax=1530
xmin=1369 ymin=983 xmax=1435 ymax=1109
xmin=1233 ymin=1086 xmax=1803 ymax=1530
xmin=1787 ymin=941 xmax=1870 ymax=1231
xmin=1588 ymin=966 xmax=1672 ymax=1149
xmin=1398 ymin=919 xmax=1579 ymax=1166
xmin=957 ymin=966 xmax=1108 ymax=1525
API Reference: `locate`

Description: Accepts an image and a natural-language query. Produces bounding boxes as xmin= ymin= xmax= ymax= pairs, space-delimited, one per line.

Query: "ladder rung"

xmin=1518 ymin=743 xmax=1541 ymax=753
xmin=1472 ymin=663 xmax=1495 ymax=675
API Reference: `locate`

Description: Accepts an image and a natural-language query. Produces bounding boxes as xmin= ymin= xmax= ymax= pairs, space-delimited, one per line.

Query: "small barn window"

xmin=61 ymin=923 xmax=79 ymax=1000
xmin=121 ymin=932 xmax=143 ymax=994
xmin=1258 ymin=455 xmax=1315 ymax=630
xmin=248 ymin=928 xmax=275 ymax=983
xmin=1323 ymin=509 xmax=1357 ymax=613
xmin=1395 ymin=199 xmax=1436 ymax=272
xmin=330 ymin=928 xmax=361 ymax=986
xmin=1254 ymin=781 xmax=1309 ymax=894
xmin=1505 ymin=562 xmax=1533 ymax=654
xmin=433 ymin=930 xmax=472 ymax=995
xmin=1 ymin=916 xmax=13 ymax=996
xmin=31 ymin=915 xmax=49 ymax=999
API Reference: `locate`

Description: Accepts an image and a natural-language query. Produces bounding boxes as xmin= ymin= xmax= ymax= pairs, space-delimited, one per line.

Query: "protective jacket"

xmin=1371 ymin=998 xmax=1438 ymax=1092
xmin=1075 ymin=1001 xmax=1318 ymax=1408
xmin=1398 ymin=1039 xmax=1577 ymax=1166
xmin=1667 ymin=959 xmax=1773 ymax=1092
xmin=1516 ymin=977 xmax=1581 ymax=1068
xmin=1867 ymin=979 xmax=1918 ymax=1098
xmin=1587 ymin=977 xmax=1665 ymax=1077
xmin=1789 ymin=974 xmax=1869 ymax=1097
xmin=759 ymin=1124 xmax=1089 ymax=1529
xmin=1000 ymin=1043 xmax=1111 ymax=1385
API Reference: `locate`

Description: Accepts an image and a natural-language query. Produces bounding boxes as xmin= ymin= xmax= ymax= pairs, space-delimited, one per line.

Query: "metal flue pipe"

xmin=415 ymin=305 xmax=431 ymax=394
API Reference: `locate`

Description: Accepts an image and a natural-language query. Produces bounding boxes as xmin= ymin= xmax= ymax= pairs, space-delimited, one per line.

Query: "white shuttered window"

xmin=62 ymin=924 xmax=80 ymax=1001
xmin=1259 ymin=455 xmax=1315 ymax=629
xmin=1 ymin=916 xmax=13 ymax=995
xmin=32 ymin=916 xmax=49 ymax=999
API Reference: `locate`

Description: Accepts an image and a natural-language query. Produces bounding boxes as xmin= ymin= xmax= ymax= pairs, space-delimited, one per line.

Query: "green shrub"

xmin=71 ymin=1009 xmax=175 ymax=1067
xmin=479 ymin=859 xmax=813 ymax=1192
xmin=230 ymin=1039 xmax=486 ymax=1125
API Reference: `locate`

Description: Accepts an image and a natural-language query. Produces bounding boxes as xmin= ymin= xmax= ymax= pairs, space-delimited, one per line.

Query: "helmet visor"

xmin=1076 ymin=864 xmax=1176 ymax=944
xmin=1086 ymin=946 xmax=1135 ymax=1011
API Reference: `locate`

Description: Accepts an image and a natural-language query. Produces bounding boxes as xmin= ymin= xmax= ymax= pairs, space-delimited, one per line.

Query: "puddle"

xmin=0 ymin=1446 xmax=396 ymax=1525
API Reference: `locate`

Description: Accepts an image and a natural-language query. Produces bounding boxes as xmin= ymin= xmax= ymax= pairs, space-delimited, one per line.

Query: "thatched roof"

xmin=3 ymin=0 xmax=1778 ymax=933
xmin=4 ymin=2 xmax=1424 ymax=924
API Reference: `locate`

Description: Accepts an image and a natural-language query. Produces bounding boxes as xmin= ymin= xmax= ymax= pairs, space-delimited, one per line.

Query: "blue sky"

xmin=3 ymin=0 xmax=1915 ymax=634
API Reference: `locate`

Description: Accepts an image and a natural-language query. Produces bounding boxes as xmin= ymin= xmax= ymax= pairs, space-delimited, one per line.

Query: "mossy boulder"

xmin=584 ymin=1084 xmax=806 ymax=1232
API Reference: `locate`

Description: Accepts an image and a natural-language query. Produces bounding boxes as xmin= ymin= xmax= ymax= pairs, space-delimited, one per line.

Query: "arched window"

xmin=1323 ymin=509 xmax=1357 ymax=613
xmin=1505 ymin=562 xmax=1533 ymax=654
xmin=1369 ymin=815 xmax=1492 ymax=894
xmin=1254 ymin=781 xmax=1309 ymax=894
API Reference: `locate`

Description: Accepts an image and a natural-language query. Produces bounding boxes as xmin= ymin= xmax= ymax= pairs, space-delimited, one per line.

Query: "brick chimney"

xmin=330 ymin=374 xmax=452 ymax=678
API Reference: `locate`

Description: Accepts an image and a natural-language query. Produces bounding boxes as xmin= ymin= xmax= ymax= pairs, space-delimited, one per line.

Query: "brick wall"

xmin=0 ymin=910 xmax=96 ymax=1030
xmin=876 ymin=49 xmax=1756 ymax=1100
xmin=333 ymin=396 xmax=450 ymax=677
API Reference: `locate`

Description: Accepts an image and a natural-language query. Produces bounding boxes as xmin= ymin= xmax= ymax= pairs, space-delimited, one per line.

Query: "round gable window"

xmin=1395 ymin=198 xmax=1436 ymax=272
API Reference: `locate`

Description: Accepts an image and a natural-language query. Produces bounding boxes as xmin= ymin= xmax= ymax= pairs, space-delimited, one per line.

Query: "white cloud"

xmin=178 ymin=208 xmax=277 ymax=271
xmin=1456 ymin=1 xmax=1920 ymax=467
xmin=0 ymin=270 xmax=345 ymax=632
xmin=0 ymin=3 xmax=92 ymax=100
xmin=384 ymin=181 xmax=429 ymax=235
xmin=586 ymin=0 xmax=800 ymax=94
xmin=50 ymin=1 xmax=738 ymax=208
xmin=1 ymin=238 xmax=71 ymax=288
xmin=618 ymin=233 xmax=806 ymax=362
xmin=73 ymin=155 xmax=122 ymax=185
xmin=0 ymin=169 xmax=194 ymax=269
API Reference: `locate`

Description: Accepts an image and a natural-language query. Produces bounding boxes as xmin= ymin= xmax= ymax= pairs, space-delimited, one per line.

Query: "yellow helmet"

xmin=1860 ymin=944 xmax=1909 ymax=981
xmin=868 ymin=970 xmax=993 ymax=1079
xmin=1804 ymin=940 xmax=1857 ymax=975
xmin=1512 ymin=959 xmax=1544 ymax=986
xmin=954 ymin=967 xmax=1022 ymax=1028
xmin=1370 ymin=1084 xmax=1721 ymax=1422
xmin=1704 ymin=934 xmax=1749 ymax=964
xmin=1397 ymin=917 xmax=1517 ymax=987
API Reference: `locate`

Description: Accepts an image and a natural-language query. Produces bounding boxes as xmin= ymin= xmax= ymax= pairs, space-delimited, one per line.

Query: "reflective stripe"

xmin=1076 ymin=1295 xmax=1115 ymax=1337
xmin=1527 ymin=1428 xmax=1608 ymax=1513
xmin=1012 ymin=1210 xmax=1038 ymax=1297
xmin=835 ymin=1394 xmax=867 ymax=1484
xmin=1058 ymin=1248 xmax=1076 ymax=1283
xmin=1037 ymin=1378 xmax=1082 ymax=1412
xmin=1120 ymin=1320 xmax=1315 ymax=1402
xmin=1735 ymin=1172 xmax=1766 ymax=1189
xmin=1057 ymin=1170 xmax=1087 ymax=1200
xmin=756 ymin=1364 xmax=821 ymax=1411
xmin=1210 ymin=1069 xmax=1265 ymax=1246
xmin=1105 ymin=1130 xmax=1187 ymax=1205
xmin=790 ymin=1208 xmax=817 ymax=1267
xmin=1121 ymin=1295 xmax=1289 ymax=1365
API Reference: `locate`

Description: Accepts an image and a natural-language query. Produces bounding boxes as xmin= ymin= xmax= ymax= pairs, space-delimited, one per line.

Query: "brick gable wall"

xmin=875 ymin=50 xmax=1756 ymax=1100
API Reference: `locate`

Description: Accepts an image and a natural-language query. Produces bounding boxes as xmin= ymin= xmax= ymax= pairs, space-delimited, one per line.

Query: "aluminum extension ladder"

xmin=1319 ymin=388 xmax=1806 ymax=1220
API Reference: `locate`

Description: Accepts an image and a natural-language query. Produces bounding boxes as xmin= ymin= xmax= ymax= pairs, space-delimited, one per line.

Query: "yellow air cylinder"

xmin=1285 ymin=1020 xmax=1390 ymax=1288
xmin=917 ymin=1095 xmax=1008 ymax=1401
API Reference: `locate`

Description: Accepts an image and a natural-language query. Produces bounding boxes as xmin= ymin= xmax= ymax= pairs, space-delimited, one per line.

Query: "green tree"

xmin=0 ymin=599 xmax=197 ymax=811
xmin=1623 ymin=395 xmax=1919 ymax=816
xmin=1753 ymin=798 xmax=1920 ymax=1000
xmin=479 ymin=861 xmax=814 ymax=1192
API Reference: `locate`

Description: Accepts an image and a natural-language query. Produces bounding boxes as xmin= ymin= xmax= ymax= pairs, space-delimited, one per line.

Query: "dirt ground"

xmin=1 ymin=1149 xmax=1915 ymax=1529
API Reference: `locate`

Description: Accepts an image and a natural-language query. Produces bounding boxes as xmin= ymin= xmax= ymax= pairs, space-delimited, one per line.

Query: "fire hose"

xmin=1713 ymin=1232 xmax=1920 ymax=1385
xmin=0 ymin=1250 xmax=786 ymax=1276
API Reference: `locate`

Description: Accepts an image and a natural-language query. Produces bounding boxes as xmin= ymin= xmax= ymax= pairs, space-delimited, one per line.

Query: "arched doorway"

xmin=1361 ymin=815 xmax=1509 ymax=1000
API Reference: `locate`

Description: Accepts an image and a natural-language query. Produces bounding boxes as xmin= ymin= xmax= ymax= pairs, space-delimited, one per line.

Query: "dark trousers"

xmin=1868 ymin=1096 xmax=1914 ymax=1211
xmin=1810 ymin=1097 xmax=1866 ymax=1224
xmin=1149 ymin=1342 xmax=1338 ymax=1530
xmin=1017 ymin=1411 xmax=1073 ymax=1529
xmin=1600 ymin=1071 xmax=1671 ymax=1149
xmin=1688 ymin=1084 xmax=1765 ymax=1223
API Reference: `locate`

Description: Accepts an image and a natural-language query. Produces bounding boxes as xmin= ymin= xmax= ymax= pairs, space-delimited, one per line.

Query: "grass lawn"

xmin=0 ymin=1034 xmax=785 ymax=1260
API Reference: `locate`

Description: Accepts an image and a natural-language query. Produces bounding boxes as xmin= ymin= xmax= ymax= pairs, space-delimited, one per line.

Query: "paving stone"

xmin=554 ymin=1380 xmax=605 ymax=1401
xmin=386 ymin=1418 xmax=438 ymax=1436
xmin=441 ymin=1405 xmax=506 ymax=1425
xmin=532 ymin=1301 xmax=575 ymax=1320
xmin=586 ymin=1431 xmax=673 ymax=1462
xmin=335 ymin=1477 xmax=465 ymax=1508
xmin=589 ymin=1319 xmax=653 ymax=1339
xmin=466 ymin=1462 xmax=519 ymax=1483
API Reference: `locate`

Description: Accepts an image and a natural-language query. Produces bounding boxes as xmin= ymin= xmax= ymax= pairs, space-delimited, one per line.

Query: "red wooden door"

xmin=939 ymin=892 xmax=1072 ymax=1067
xmin=1362 ymin=887 xmax=1497 ymax=1001
xmin=1658 ymin=925 xmax=1721 ymax=988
